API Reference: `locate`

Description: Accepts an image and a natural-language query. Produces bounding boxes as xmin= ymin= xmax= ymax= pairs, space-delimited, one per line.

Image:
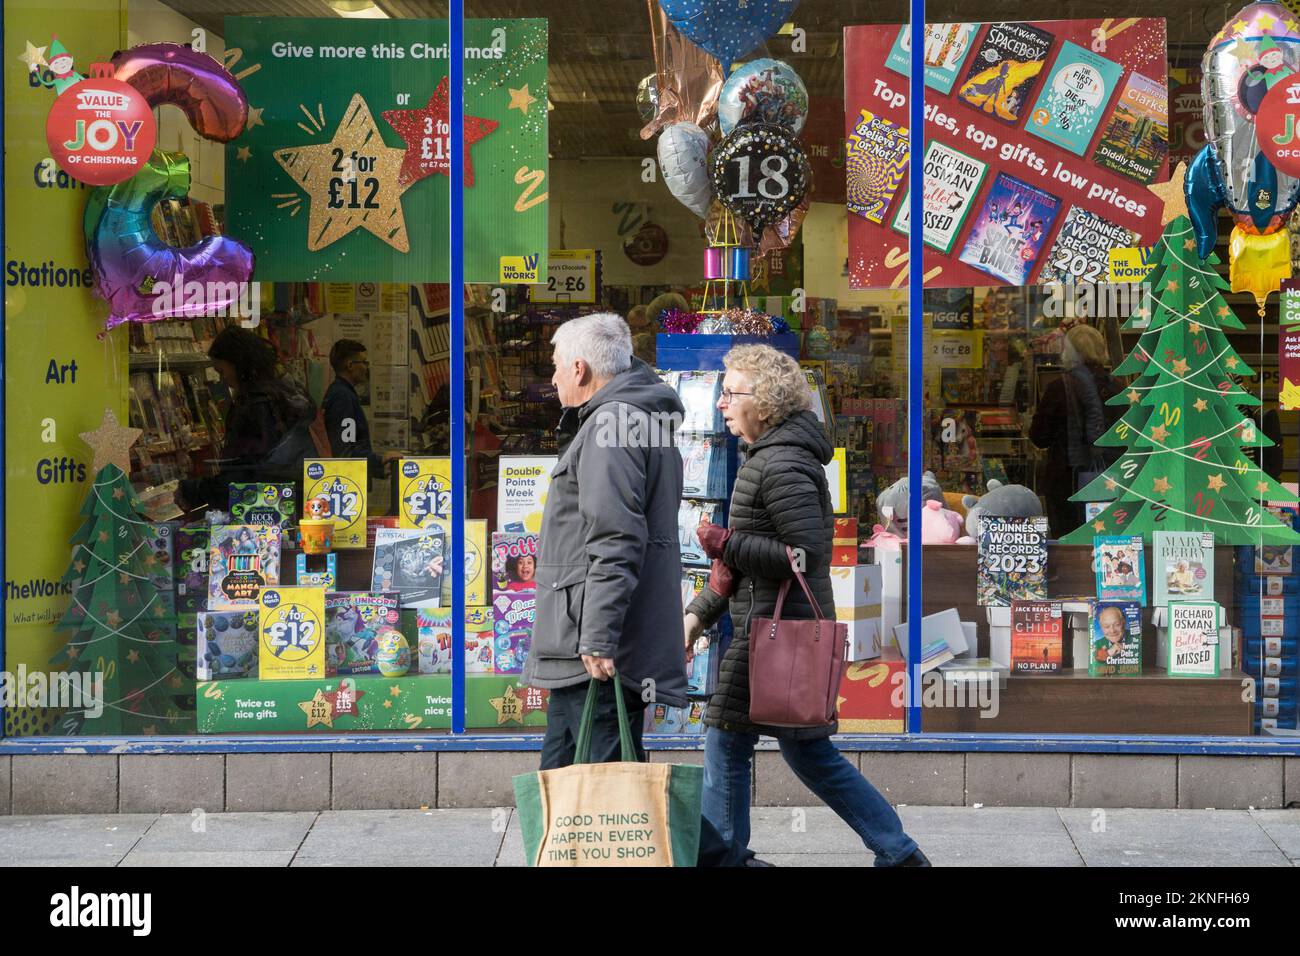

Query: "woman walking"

xmin=685 ymin=344 xmax=928 ymax=867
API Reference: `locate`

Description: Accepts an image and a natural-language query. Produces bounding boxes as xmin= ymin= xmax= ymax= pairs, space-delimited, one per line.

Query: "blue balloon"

xmin=1186 ymin=144 xmax=1226 ymax=260
xmin=658 ymin=0 xmax=801 ymax=73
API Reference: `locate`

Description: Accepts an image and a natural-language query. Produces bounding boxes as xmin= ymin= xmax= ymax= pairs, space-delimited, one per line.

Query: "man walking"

xmin=524 ymin=312 xmax=688 ymax=766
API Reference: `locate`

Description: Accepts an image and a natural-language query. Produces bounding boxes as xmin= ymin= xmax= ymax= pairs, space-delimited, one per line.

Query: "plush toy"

xmin=864 ymin=524 xmax=903 ymax=550
xmin=920 ymin=499 xmax=966 ymax=544
xmin=876 ymin=470 xmax=945 ymax=536
xmin=961 ymin=479 xmax=1045 ymax=539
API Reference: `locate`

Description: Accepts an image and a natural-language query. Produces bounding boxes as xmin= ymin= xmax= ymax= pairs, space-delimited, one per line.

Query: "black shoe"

xmin=744 ymin=856 xmax=775 ymax=867
xmin=897 ymin=848 xmax=931 ymax=867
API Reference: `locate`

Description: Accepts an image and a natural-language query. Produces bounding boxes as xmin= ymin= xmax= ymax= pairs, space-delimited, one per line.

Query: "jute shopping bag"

xmin=513 ymin=678 xmax=703 ymax=867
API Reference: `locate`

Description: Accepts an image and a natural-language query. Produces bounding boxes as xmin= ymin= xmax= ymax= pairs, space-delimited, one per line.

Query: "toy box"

xmin=325 ymin=591 xmax=402 ymax=676
xmin=197 ymin=610 xmax=260 ymax=680
xmin=258 ymin=585 xmax=327 ymax=681
xmin=303 ymin=458 xmax=368 ymax=549
xmin=207 ymin=525 xmax=281 ymax=611
xmin=492 ymin=590 xmax=536 ymax=675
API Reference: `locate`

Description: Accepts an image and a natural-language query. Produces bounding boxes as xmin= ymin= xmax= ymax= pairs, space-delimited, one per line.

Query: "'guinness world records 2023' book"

xmin=956 ymin=22 xmax=1055 ymax=124
xmin=977 ymin=515 xmax=1049 ymax=606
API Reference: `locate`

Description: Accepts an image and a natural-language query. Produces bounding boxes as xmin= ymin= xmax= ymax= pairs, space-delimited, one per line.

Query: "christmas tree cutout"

xmin=50 ymin=409 xmax=185 ymax=735
xmin=1063 ymin=167 xmax=1300 ymax=545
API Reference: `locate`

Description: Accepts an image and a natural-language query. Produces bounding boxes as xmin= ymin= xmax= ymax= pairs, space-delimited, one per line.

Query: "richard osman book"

xmin=956 ymin=22 xmax=1055 ymax=124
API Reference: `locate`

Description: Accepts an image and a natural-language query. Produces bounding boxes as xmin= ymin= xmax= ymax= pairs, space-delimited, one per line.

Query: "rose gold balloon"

xmin=641 ymin=0 xmax=724 ymax=139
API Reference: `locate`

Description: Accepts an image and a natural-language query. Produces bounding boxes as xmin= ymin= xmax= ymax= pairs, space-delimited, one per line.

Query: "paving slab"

xmin=1059 ymin=808 xmax=1291 ymax=867
xmin=497 ymin=811 xmax=525 ymax=867
xmin=293 ymin=809 xmax=504 ymax=866
xmin=747 ymin=806 xmax=882 ymax=855
xmin=131 ymin=811 xmax=317 ymax=854
xmin=898 ymin=805 xmax=1068 ymax=835
xmin=751 ymin=852 xmax=876 ymax=867
xmin=0 ymin=813 xmax=156 ymax=866
xmin=120 ymin=850 xmax=297 ymax=867
xmin=1250 ymin=809 xmax=1300 ymax=861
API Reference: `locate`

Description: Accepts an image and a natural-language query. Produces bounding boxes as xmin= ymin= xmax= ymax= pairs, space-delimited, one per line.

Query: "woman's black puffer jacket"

xmin=686 ymin=409 xmax=837 ymax=740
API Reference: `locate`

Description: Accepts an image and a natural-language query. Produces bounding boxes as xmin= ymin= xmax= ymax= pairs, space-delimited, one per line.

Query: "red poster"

xmin=845 ymin=19 xmax=1168 ymax=290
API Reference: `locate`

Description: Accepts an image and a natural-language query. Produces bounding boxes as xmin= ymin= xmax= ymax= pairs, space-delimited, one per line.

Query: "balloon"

xmin=86 ymin=43 xmax=253 ymax=329
xmin=757 ymin=196 xmax=809 ymax=255
xmin=85 ymin=150 xmax=255 ymax=330
xmin=658 ymin=121 xmax=714 ymax=218
xmin=658 ymin=0 xmax=802 ymax=74
xmin=641 ymin=1 xmax=724 ymax=139
xmin=709 ymin=123 xmax=811 ymax=231
xmin=111 ymin=42 xmax=248 ymax=142
xmin=636 ymin=73 xmax=660 ymax=124
xmin=1229 ymin=226 xmax=1291 ymax=310
xmin=718 ymin=58 xmax=808 ymax=136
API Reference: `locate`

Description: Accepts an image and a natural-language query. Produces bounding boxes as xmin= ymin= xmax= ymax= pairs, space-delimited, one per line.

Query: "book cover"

xmin=1094 ymin=534 xmax=1147 ymax=604
xmin=228 ymin=483 xmax=297 ymax=531
xmin=956 ymin=22 xmax=1055 ymax=124
xmin=957 ymin=172 xmax=1062 ymax=285
xmin=886 ymin=22 xmax=979 ymax=94
xmin=1092 ymin=72 xmax=1169 ymax=184
xmin=464 ymin=606 xmax=495 ymax=673
xmin=1168 ymin=601 xmax=1221 ymax=678
xmin=977 ymin=514 xmax=1049 ymax=606
xmin=1089 ymin=600 xmax=1142 ymax=676
xmin=207 ymin=525 xmax=281 ymax=611
xmin=1256 ymin=543 xmax=1295 ymax=575
xmin=303 ymin=458 xmax=369 ymax=549
xmin=416 ymin=607 xmax=456 ymax=675
xmin=687 ymin=634 xmax=715 ymax=696
xmin=491 ymin=531 xmax=540 ymax=592
xmin=325 ymin=591 xmax=401 ymax=676
xmin=196 ymin=610 xmax=260 ymax=680
xmin=1154 ymin=531 xmax=1215 ymax=605
xmin=681 ymin=568 xmax=710 ymax=609
xmin=846 ymin=109 xmax=910 ymax=224
xmin=679 ymin=499 xmax=723 ymax=567
xmin=890 ymin=140 xmax=988 ymax=254
xmin=1037 ymin=205 xmax=1135 ymax=284
xmin=676 ymin=371 xmax=723 ymax=433
xmin=1026 ymin=41 xmax=1124 ymax=155
xmin=493 ymin=590 xmax=536 ymax=675
xmin=1011 ymin=599 xmax=1063 ymax=673
xmin=679 ymin=434 xmax=726 ymax=498
xmin=258 ymin=585 xmax=327 ymax=681
xmin=371 ymin=527 xmax=446 ymax=608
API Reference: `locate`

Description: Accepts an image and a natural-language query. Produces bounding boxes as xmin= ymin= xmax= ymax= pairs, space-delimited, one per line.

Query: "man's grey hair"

xmin=551 ymin=312 xmax=634 ymax=380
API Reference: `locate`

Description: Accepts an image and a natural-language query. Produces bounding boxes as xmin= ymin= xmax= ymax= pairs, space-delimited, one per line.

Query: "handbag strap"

xmin=770 ymin=545 xmax=828 ymax=622
xmin=573 ymin=676 xmax=637 ymax=764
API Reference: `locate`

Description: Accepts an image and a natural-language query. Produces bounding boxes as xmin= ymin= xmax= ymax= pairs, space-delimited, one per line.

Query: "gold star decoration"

xmin=389 ymin=684 xmax=401 ymax=697
xmin=143 ymin=725 xmax=157 ymax=736
xmin=1105 ymin=477 xmax=1118 ymax=491
xmin=1194 ymin=398 xmax=1208 ymax=412
xmin=1184 ymin=238 xmax=1197 ymax=251
xmin=383 ymin=699 xmax=393 ymax=708
xmin=1166 ymin=280 xmax=1180 ymax=293
xmin=73 ymin=560 xmax=86 ymax=574
xmin=1287 ymin=18 xmax=1300 ymax=32
xmin=169 ymin=675 xmax=183 ymax=689
xmin=1149 ymin=161 xmax=1190 ymax=225
xmin=127 ymin=650 xmax=140 ymax=664
xmin=1128 ymin=389 xmax=1141 ymax=403
xmin=1188 ymin=322 xmax=1202 ymax=335
xmin=1150 ymin=424 xmax=1169 ymax=442
xmin=153 ymin=604 xmax=166 ymax=617
xmin=1217 ymin=305 xmax=1232 ymax=318
xmin=1207 ymin=473 xmax=1227 ymax=492
xmin=1258 ymin=12 xmax=1277 ymax=29
xmin=1258 ymin=480 xmax=1271 ymax=494
xmin=105 ymin=609 xmax=122 ymax=629
xmin=143 ymin=553 xmax=156 ymax=566
xmin=246 ymin=105 xmax=265 ymax=129
xmin=67 ymin=646 xmax=79 ymax=660
xmin=112 ymin=487 xmax=125 ymax=500
xmin=1171 ymin=357 xmax=1190 ymax=376
xmin=18 ymin=41 xmax=47 ymax=73
xmin=98 ymin=531 xmax=109 ymax=543
xmin=490 ymin=685 xmax=524 ymax=725
xmin=118 ymin=572 xmax=130 ymax=585
xmin=1093 ymin=520 xmax=1107 ymax=533
xmin=236 ymin=146 xmax=252 ymax=162
xmin=274 ymin=93 xmax=412 ymax=253
xmin=507 ymin=84 xmax=538 ymax=114
xmin=298 ymin=690 xmax=334 ymax=729
xmin=1225 ymin=356 xmax=1239 ymax=369
xmin=80 ymin=408 xmax=142 ymax=475
xmin=1153 ymin=476 xmax=1172 ymax=494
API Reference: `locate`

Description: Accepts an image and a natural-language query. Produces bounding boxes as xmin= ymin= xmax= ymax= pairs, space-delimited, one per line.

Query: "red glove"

xmin=707 ymin=558 xmax=739 ymax=598
xmin=697 ymin=519 xmax=732 ymax=560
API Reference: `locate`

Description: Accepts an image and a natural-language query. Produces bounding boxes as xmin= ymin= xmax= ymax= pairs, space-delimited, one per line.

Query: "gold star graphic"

xmin=1184 ymin=238 xmax=1197 ymax=251
xmin=383 ymin=699 xmax=393 ymax=708
xmin=67 ymin=646 xmax=79 ymax=660
xmin=1093 ymin=520 xmax=1107 ymax=532
xmin=246 ymin=105 xmax=265 ymax=129
xmin=73 ymin=560 xmax=86 ymax=574
xmin=298 ymin=690 xmax=334 ymax=729
xmin=1225 ymin=356 xmax=1239 ymax=369
xmin=1217 ymin=305 xmax=1232 ymax=318
xmin=143 ymin=725 xmax=157 ymax=736
xmin=112 ymin=487 xmax=125 ymax=500
xmin=1166 ymin=280 xmax=1180 ymax=293
xmin=1258 ymin=480 xmax=1271 ymax=494
xmin=507 ymin=84 xmax=538 ymax=114
xmin=1171 ymin=357 xmax=1190 ymax=376
xmin=98 ymin=531 xmax=109 ymax=543
xmin=153 ymin=604 xmax=166 ymax=617
xmin=119 ymin=572 xmax=130 ymax=585
xmin=1149 ymin=161 xmax=1189 ymax=225
xmin=1153 ymin=476 xmax=1172 ymax=494
xmin=143 ymin=553 xmax=157 ymax=566
xmin=389 ymin=685 xmax=401 ymax=697
xmin=236 ymin=146 xmax=252 ymax=162
xmin=18 ymin=41 xmax=46 ymax=73
xmin=1189 ymin=322 xmax=1202 ymax=335
xmin=1194 ymin=398 xmax=1208 ymax=412
xmin=1105 ymin=478 xmax=1119 ymax=491
xmin=1207 ymin=473 xmax=1227 ymax=492
xmin=105 ymin=609 xmax=122 ymax=628
xmin=490 ymin=685 xmax=524 ymax=725
xmin=1150 ymin=424 xmax=1169 ymax=441
xmin=274 ymin=93 xmax=411 ymax=253
xmin=1258 ymin=12 xmax=1277 ymax=29
xmin=1128 ymin=389 xmax=1141 ymax=403
xmin=80 ymin=408 xmax=142 ymax=475
xmin=1287 ymin=18 xmax=1300 ymax=32
xmin=127 ymin=650 xmax=140 ymax=664
xmin=169 ymin=675 xmax=183 ymax=689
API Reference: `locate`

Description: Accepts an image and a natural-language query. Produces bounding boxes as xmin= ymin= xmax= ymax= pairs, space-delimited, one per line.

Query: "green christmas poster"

xmin=224 ymin=17 xmax=548 ymax=283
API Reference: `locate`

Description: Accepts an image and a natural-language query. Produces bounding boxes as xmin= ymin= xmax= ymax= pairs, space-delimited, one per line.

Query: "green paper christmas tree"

xmin=1062 ymin=215 xmax=1300 ymax=545
xmin=50 ymin=412 xmax=185 ymax=735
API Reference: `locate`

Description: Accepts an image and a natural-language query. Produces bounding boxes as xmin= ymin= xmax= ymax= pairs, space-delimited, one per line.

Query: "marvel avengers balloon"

xmin=1187 ymin=2 xmax=1300 ymax=306
xmin=718 ymin=58 xmax=808 ymax=136
xmin=709 ymin=123 xmax=810 ymax=231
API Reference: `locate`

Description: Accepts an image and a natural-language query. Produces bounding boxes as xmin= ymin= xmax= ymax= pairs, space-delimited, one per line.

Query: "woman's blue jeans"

xmin=703 ymin=725 xmax=919 ymax=866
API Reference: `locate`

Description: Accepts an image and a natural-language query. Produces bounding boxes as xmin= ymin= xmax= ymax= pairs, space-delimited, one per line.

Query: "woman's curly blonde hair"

xmin=723 ymin=344 xmax=810 ymax=427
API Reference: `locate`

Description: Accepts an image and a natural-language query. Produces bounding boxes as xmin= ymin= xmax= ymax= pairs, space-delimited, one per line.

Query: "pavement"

xmin=3 ymin=805 xmax=1300 ymax=866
